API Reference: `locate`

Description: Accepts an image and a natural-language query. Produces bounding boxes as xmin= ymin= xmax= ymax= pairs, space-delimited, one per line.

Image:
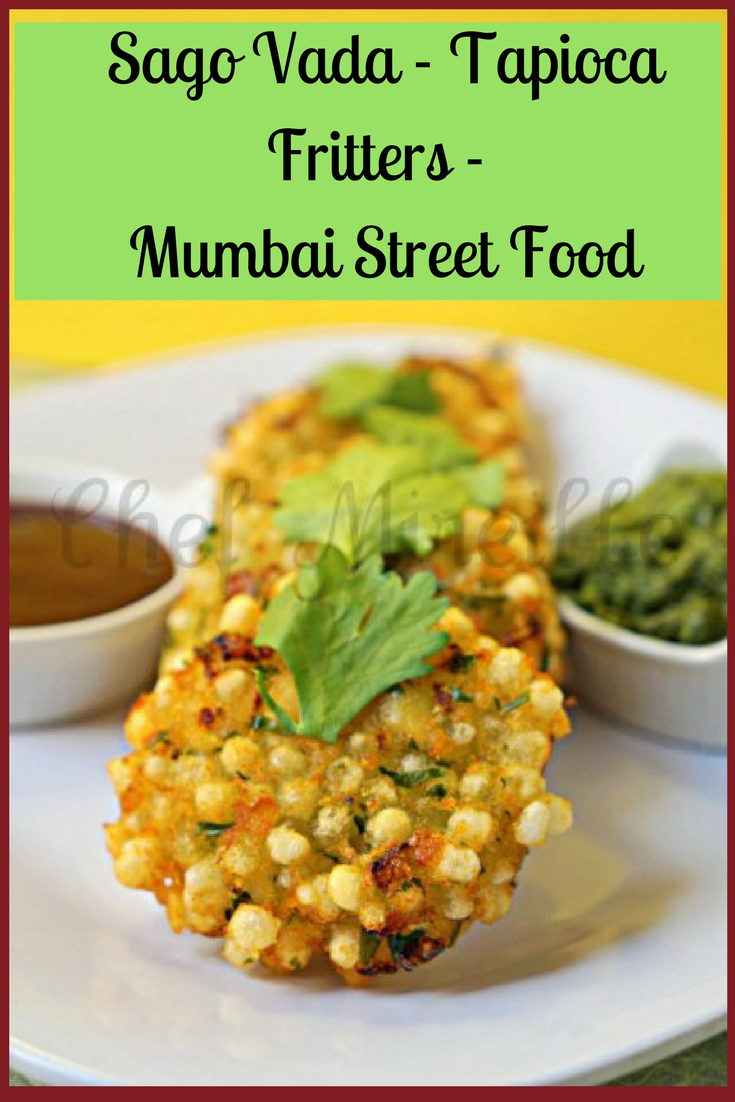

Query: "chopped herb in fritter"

xmin=197 ymin=821 xmax=235 ymax=839
xmin=379 ymin=765 xmax=444 ymax=788
xmin=359 ymin=929 xmax=382 ymax=966
xmin=502 ymin=691 xmax=531 ymax=714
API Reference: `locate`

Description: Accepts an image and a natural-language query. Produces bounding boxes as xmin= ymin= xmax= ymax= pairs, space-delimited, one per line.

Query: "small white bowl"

xmin=10 ymin=457 xmax=186 ymax=727
xmin=555 ymin=443 xmax=727 ymax=750
xmin=559 ymin=598 xmax=726 ymax=749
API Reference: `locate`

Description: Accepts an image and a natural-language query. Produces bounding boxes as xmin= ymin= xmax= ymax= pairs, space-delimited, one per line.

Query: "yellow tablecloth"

xmin=9 ymin=300 xmax=727 ymax=399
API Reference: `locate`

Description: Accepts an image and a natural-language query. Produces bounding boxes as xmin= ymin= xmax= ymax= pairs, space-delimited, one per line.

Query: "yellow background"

xmin=10 ymin=9 xmax=727 ymax=398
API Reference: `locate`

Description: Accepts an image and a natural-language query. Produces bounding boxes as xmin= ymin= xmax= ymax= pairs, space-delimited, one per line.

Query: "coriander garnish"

xmin=147 ymin=730 xmax=170 ymax=749
xmin=501 ymin=691 xmax=531 ymax=715
xmin=379 ymin=765 xmax=444 ymax=788
xmin=359 ymin=929 xmax=382 ymax=966
xmin=197 ymin=821 xmax=234 ymax=839
xmin=255 ymin=547 xmax=448 ymax=744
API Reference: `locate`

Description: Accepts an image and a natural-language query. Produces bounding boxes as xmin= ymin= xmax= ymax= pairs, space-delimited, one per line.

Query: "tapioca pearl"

xmin=268 ymin=743 xmax=307 ymax=778
xmin=459 ymin=767 xmax=490 ymax=799
xmin=277 ymin=778 xmax=319 ymax=820
xmin=358 ymin=899 xmax=386 ymax=931
xmin=295 ymin=875 xmax=340 ymax=921
xmin=366 ymin=808 xmax=412 ymax=849
xmin=159 ymin=648 xmax=191 ymax=674
xmin=377 ymin=694 xmax=403 ymax=726
xmin=475 ymin=884 xmax=513 ymax=924
xmin=546 ymin=794 xmax=573 ymax=837
xmin=126 ymin=706 xmax=149 ymax=748
xmin=266 ymin=825 xmax=310 ymax=865
xmin=488 ymin=648 xmax=526 ymax=693
xmin=346 ymin=731 xmax=373 ymax=755
xmin=214 ymin=668 xmax=248 ymax=704
xmin=113 ymin=836 xmax=161 ymax=889
xmin=489 ymin=860 xmax=516 ymax=886
xmin=435 ymin=844 xmax=481 ymax=884
xmin=327 ymin=864 xmax=363 ymax=912
xmin=503 ymin=572 xmax=541 ymax=603
xmin=218 ymin=594 xmax=260 ymax=635
xmin=168 ymin=605 xmax=195 ymax=632
xmin=399 ymin=753 xmax=428 ymax=772
xmin=328 ymin=925 xmax=360 ymax=970
xmin=442 ymin=888 xmax=474 ymax=920
xmin=501 ymin=729 xmax=550 ymax=769
xmin=226 ymin=904 xmax=280 ymax=958
xmin=183 ymin=855 xmax=229 ymax=917
xmin=314 ymin=803 xmax=351 ymax=841
xmin=220 ymin=735 xmax=259 ymax=776
xmin=154 ymin=675 xmax=177 ymax=708
xmin=447 ymin=808 xmax=494 ymax=850
xmin=437 ymin=607 xmax=476 ymax=644
xmin=514 ymin=800 xmax=550 ymax=846
xmin=325 ymin=757 xmax=364 ymax=796
xmin=504 ymin=764 xmax=546 ymax=803
xmin=449 ymin=721 xmax=476 ymax=747
xmin=194 ymin=781 xmax=238 ymax=821
xmin=362 ymin=777 xmax=398 ymax=809
xmin=530 ymin=678 xmax=565 ymax=722
xmin=108 ymin=757 xmax=135 ymax=795
xmin=220 ymin=838 xmax=259 ymax=879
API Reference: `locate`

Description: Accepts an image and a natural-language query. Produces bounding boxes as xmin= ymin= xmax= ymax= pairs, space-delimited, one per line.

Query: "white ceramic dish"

xmin=555 ymin=440 xmax=727 ymax=750
xmin=9 ymin=327 xmax=727 ymax=1085
xmin=9 ymin=456 xmax=183 ymax=727
xmin=559 ymin=601 xmax=726 ymax=750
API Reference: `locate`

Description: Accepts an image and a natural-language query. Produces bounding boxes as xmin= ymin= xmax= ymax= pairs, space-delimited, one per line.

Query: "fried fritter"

xmin=106 ymin=609 xmax=570 ymax=982
xmin=162 ymin=354 xmax=564 ymax=681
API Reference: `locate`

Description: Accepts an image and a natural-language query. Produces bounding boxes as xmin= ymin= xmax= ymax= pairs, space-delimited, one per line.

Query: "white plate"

xmin=10 ymin=327 xmax=727 ymax=1086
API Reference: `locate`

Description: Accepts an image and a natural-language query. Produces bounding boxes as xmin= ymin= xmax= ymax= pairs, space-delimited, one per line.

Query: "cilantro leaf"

xmin=254 ymin=547 xmax=449 ymax=743
xmin=275 ymin=440 xmax=506 ymax=564
xmin=319 ymin=365 xmax=393 ymax=420
xmin=383 ymin=371 xmax=438 ymax=413
xmin=318 ymin=364 xmax=438 ymax=420
xmin=454 ymin=459 xmax=506 ymax=509
xmin=362 ymin=405 xmax=477 ymax=468
xmin=275 ymin=441 xmax=467 ymax=561
xmin=387 ymin=469 xmax=471 ymax=556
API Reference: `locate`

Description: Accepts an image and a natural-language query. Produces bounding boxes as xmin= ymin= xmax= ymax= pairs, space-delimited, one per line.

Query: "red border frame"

xmin=5 ymin=4 xmax=729 ymax=1089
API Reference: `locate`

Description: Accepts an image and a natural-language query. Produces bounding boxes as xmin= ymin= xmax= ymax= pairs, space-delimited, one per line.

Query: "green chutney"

xmin=552 ymin=468 xmax=727 ymax=645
